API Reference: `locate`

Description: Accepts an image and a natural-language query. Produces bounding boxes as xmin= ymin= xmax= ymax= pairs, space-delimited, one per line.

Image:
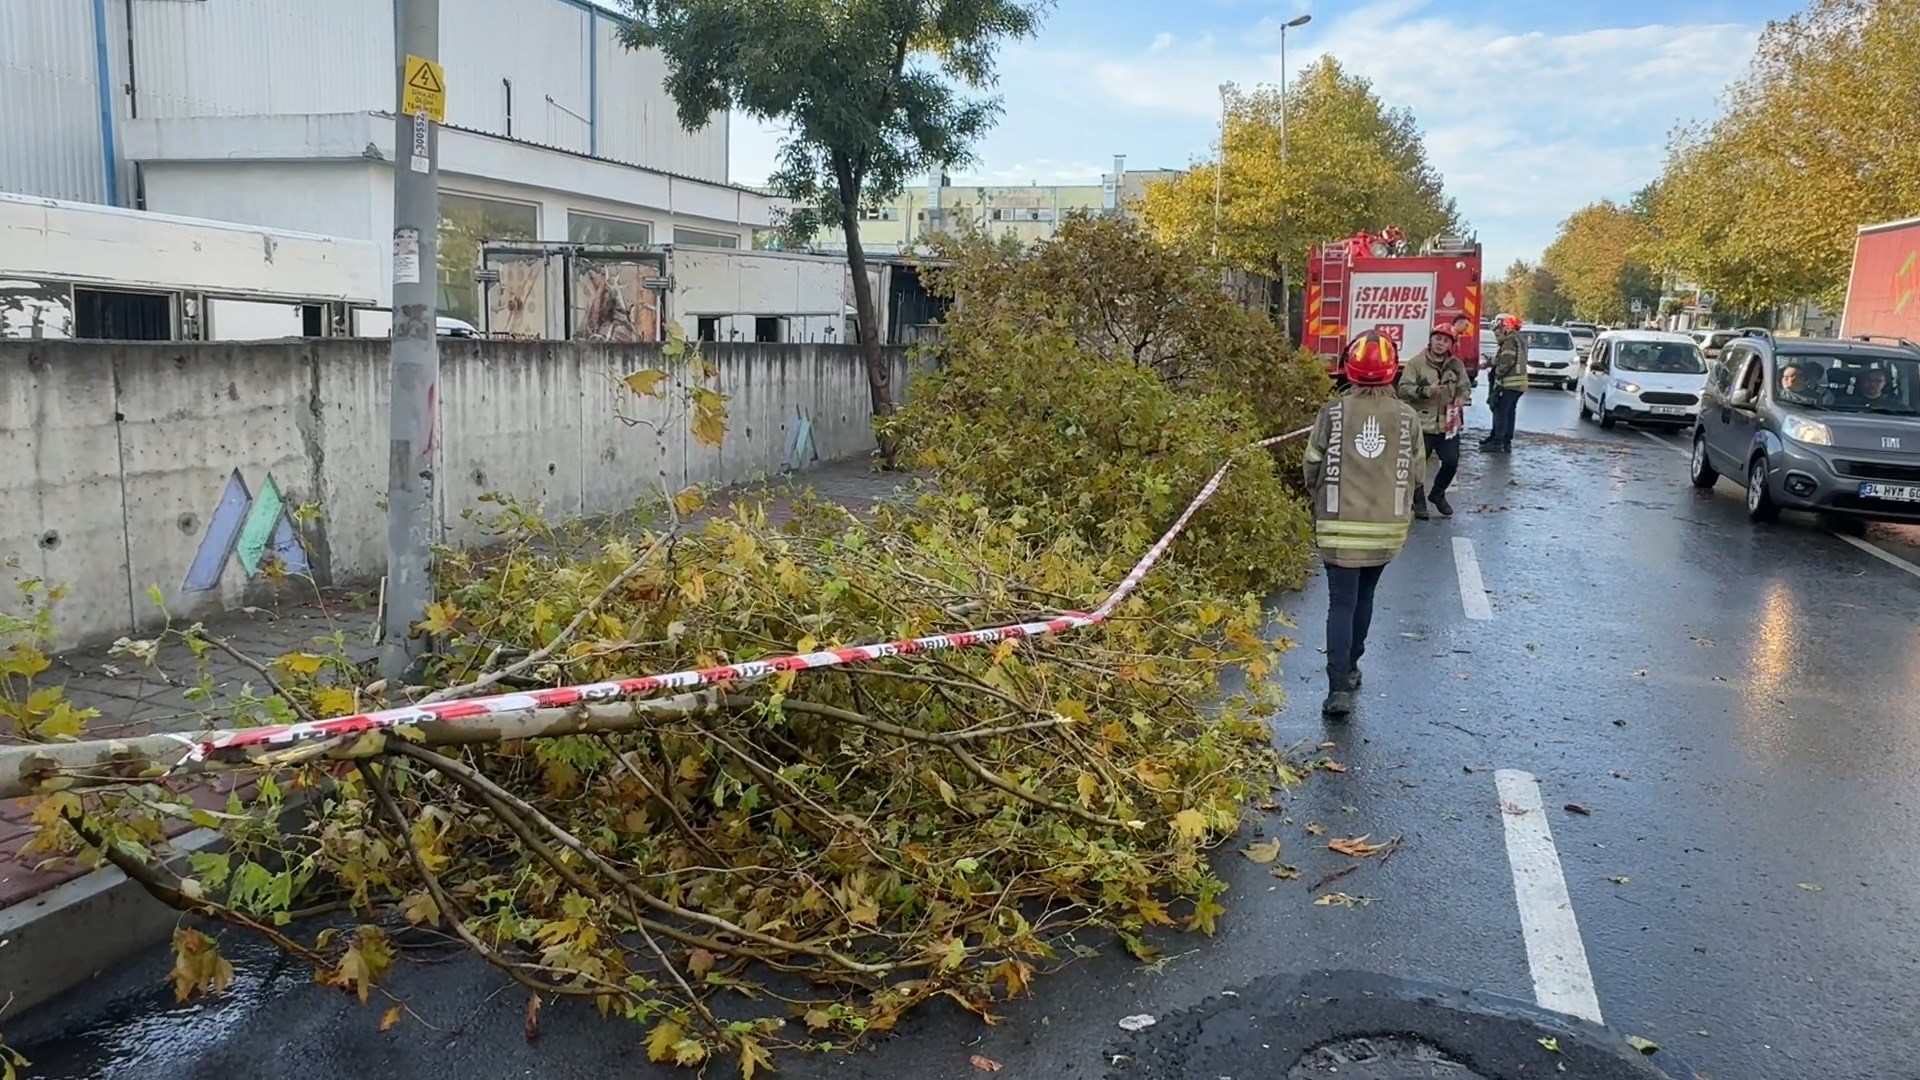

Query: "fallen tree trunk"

xmin=0 ymin=690 xmax=723 ymax=799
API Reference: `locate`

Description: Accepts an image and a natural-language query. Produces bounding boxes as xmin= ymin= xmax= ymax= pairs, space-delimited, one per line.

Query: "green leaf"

xmin=1626 ymin=1036 xmax=1660 ymax=1055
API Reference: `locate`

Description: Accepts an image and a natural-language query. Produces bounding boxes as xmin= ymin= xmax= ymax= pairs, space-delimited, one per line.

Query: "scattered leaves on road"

xmin=1798 ymin=882 xmax=1823 ymax=892
xmin=1499 ymin=800 xmax=1530 ymax=816
xmin=1270 ymin=864 xmax=1301 ymax=880
xmin=523 ymin=993 xmax=541 ymax=1041
xmin=1313 ymin=892 xmax=1373 ymax=907
xmin=1305 ymin=822 xmax=1327 ymax=836
xmin=1608 ymin=876 xmax=1632 ymax=885
xmin=1626 ymin=1036 xmax=1661 ymax=1055
xmin=969 ymin=1054 xmax=1004 ymax=1072
xmin=380 ymin=1005 xmax=404 ymax=1032
xmin=1563 ymin=803 xmax=1593 ymax=816
xmin=1319 ymin=759 xmax=1348 ymax=773
xmin=1328 ymin=835 xmax=1394 ymax=858
xmin=1117 ymin=1014 xmax=1157 ymax=1032
xmin=1308 ymin=865 xmax=1359 ymax=893
xmin=1538 ymin=1037 xmax=1561 ymax=1054
xmin=1241 ymin=838 xmax=1283 ymax=864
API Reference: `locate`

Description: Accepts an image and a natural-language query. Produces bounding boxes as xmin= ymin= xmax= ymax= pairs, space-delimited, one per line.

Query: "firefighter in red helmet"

xmin=1302 ymin=331 xmax=1426 ymax=719
xmin=1481 ymin=315 xmax=1528 ymax=453
xmin=1397 ymin=320 xmax=1472 ymax=519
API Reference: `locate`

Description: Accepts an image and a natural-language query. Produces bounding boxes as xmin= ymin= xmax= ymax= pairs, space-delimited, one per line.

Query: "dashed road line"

xmin=1833 ymin=532 xmax=1920 ymax=580
xmin=1495 ymin=769 xmax=1605 ymax=1025
xmin=1635 ymin=428 xmax=1687 ymax=456
xmin=1451 ymin=537 xmax=1493 ymax=622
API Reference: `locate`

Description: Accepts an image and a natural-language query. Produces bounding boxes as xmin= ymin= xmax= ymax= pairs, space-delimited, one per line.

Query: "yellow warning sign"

xmin=402 ymin=54 xmax=447 ymax=123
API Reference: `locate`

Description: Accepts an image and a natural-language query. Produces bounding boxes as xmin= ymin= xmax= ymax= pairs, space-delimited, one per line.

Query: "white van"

xmin=1520 ymin=324 xmax=1580 ymax=390
xmin=1578 ymin=330 xmax=1710 ymax=429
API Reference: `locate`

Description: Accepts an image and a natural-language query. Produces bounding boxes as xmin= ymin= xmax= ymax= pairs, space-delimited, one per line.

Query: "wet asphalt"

xmin=11 ymin=388 xmax=1920 ymax=1080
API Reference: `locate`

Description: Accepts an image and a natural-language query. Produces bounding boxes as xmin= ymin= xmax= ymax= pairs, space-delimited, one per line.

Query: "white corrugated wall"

xmin=443 ymin=0 xmax=592 ymax=156
xmin=129 ymin=0 xmax=390 ymax=118
xmin=0 ymin=0 xmax=114 ymax=203
xmin=594 ymin=13 xmax=727 ymax=184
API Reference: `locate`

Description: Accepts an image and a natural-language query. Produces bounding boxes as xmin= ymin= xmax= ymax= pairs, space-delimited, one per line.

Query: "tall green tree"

xmin=1541 ymin=201 xmax=1659 ymax=324
xmin=1141 ymin=59 xmax=1461 ymax=293
xmin=618 ymin=0 xmax=1050 ymax=429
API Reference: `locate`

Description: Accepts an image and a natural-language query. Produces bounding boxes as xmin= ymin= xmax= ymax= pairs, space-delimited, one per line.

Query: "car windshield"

xmin=1774 ymin=354 xmax=1920 ymax=414
xmin=1613 ymin=341 xmax=1707 ymax=374
xmin=1523 ymin=330 xmax=1574 ymax=350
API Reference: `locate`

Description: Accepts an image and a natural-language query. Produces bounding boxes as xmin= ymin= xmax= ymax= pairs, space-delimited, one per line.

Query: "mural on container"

xmin=486 ymin=257 xmax=549 ymax=339
xmin=182 ymin=471 xmax=311 ymax=593
xmin=572 ymin=259 xmax=661 ymax=342
xmin=0 ymin=279 xmax=74 ymax=339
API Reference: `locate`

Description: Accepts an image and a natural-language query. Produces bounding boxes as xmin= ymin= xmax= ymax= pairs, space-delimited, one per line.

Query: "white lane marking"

xmin=1495 ymin=769 xmax=1605 ymax=1025
xmin=1452 ymin=537 xmax=1494 ymax=621
xmin=1635 ymin=428 xmax=1687 ymax=456
xmin=1834 ymin=531 xmax=1920 ymax=579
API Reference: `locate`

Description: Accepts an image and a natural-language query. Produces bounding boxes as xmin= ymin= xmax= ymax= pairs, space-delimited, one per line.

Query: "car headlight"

xmin=1781 ymin=415 xmax=1832 ymax=446
xmin=1611 ymin=379 xmax=1642 ymax=395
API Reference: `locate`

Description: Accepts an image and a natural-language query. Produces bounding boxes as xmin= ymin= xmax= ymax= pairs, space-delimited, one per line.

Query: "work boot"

xmin=1414 ymin=497 xmax=1431 ymax=521
xmin=1477 ymin=438 xmax=1498 ymax=452
xmin=1432 ymin=492 xmax=1454 ymax=517
xmin=1347 ymin=666 xmax=1363 ymax=691
xmin=1321 ymin=689 xmax=1354 ymax=719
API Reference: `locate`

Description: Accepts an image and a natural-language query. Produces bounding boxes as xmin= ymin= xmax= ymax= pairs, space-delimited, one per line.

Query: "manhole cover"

xmin=1287 ymin=1035 xmax=1493 ymax=1079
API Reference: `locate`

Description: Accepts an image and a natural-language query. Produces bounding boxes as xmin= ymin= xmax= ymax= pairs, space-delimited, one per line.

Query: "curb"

xmin=0 ymin=828 xmax=222 ymax=1016
xmin=1107 ymin=969 xmax=1695 ymax=1080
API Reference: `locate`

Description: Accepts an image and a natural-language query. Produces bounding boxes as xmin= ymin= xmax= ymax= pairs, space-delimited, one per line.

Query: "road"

xmin=12 ymin=388 xmax=1920 ymax=1080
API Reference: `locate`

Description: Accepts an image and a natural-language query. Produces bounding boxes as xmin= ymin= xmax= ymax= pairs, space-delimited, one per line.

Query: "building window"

xmin=568 ymin=211 xmax=652 ymax=246
xmin=697 ymin=316 xmax=720 ymax=342
xmin=439 ymin=192 xmax=539 ymax=326
xmin=674 ymin=227 xmax=740 ymax=249
xmin=858 ymin=207 xmax=899 ymax=222
xmin=754 ymin=316 xmax=782 ymax=343
xmin=73 ymin=288 xmax=172 ymax=340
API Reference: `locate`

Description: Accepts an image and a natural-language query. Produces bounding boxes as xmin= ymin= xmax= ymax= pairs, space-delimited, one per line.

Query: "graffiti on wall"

xmin=1 ymin=279 xmax=74 ymax=339
xmin=486 ymin=257 xmax=550 ymax=339
xmin=572 ymin=259 xmax=661 ymax=342
xmin=183 ymin=470 xmax=310 ymax=593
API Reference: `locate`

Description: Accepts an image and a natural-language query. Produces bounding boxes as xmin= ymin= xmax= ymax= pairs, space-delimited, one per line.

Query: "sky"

xmin=726 ymin=0 xmax=1807 ymax=266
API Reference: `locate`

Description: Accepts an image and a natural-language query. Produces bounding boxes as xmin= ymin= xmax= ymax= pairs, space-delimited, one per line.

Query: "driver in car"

xmin=1854 ymin=367 xmax=1895 ymax=407
xmin=1777 ymin=361 xmax=1826 ymax=406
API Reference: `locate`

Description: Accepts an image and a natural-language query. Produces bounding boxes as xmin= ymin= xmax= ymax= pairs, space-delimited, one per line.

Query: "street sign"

xmin=1630 ymin=298 xmax=1644 ymax=314
xmin=402 ymin=54 xmax=447 ymax=123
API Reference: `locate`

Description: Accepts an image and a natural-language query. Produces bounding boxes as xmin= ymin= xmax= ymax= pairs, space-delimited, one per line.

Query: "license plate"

xmin=1649 ymin=405 xmax=1688 ymax=416
xmin=1860 ymin=482 xmax=1920 ymax=503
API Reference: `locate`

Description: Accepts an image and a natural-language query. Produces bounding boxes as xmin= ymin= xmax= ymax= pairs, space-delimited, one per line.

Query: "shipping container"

xmin=1841 ymin=218 xmax=1920 ymax=345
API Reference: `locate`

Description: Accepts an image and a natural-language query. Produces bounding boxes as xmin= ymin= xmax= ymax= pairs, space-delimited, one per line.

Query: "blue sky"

xmin=729 ymin=0 xmax=1806 ymax=264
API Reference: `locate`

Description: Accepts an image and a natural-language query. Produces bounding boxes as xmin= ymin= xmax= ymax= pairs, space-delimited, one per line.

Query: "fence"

xmin=0 ymin=339 xmax=916 ymax=647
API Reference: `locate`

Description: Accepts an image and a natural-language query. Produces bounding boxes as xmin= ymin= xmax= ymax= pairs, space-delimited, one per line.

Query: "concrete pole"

xmin=382 ymin=0 xmax=441 ymax=681
xmin=1212 ymin=83 xmax=1226 ymax=262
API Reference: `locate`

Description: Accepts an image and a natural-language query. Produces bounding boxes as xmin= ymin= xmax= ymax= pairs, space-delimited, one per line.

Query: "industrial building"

xmin=0 ymin=0 xmax=773 ymax=322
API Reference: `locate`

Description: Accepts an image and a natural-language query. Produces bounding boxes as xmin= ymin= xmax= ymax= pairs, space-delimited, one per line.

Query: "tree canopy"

xmin=1640 ymin=0 xmax=1920 ymax=311
xmin=618 ymin=0 xmax=1050 ymax=423
xmin=1540 ymin=200 xmax=1659 ymax=325
xmin=1140 ymin=58 xmax=1461 ymax=284
xmin=1488 ymin=259 xmax=1573 ymax=326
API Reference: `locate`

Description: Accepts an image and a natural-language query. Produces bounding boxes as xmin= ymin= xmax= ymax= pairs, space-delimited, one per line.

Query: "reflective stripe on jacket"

xmin=1494 ymin=334 xmax=1530 ymax=390
xmin=1301 ymin=389 xmax=1423 ymax=569
xmin=1396 ymin=349 xmax=1471 ymax=434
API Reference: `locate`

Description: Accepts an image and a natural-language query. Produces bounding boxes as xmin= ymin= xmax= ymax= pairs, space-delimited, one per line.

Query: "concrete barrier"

xmin=0 ymin=339 xmax=914 ymax=648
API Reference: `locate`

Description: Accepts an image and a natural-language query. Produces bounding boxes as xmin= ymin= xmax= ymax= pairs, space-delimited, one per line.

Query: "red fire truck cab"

xmin=1305 ymin=229 xmax=1485 ymax=381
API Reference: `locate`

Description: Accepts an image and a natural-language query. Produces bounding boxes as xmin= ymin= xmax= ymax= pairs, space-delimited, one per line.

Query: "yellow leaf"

xmin=847 ymin=898 xmax=881 ymax=927
xmin=686 ymin=948 xmax=716 ymax=978
xmin=36 ymin=701 xmax=86 ymax=739
xmin=690 ymin=387 xmax=729 ymax=447
xmin=1186 ymin=891 xmax=1227 ymax=936
xmin=277 ymin=652 xmax=326 ymax=676
xmin=645 ymin=1019 xmax=684 ymax=1063
xmin=1328 ymin=835 xmax=1394 ymax=858
xmin=380 ymin=1005 xmax=404 ymax=1032
xmin=1241 ymin=838 xmax=1283 ymax=864
xmin=623 ymin=368 xmax=669 ymax=398
xmin=313 ymin=687 xmax=358 ymax=717
xmin=168 ymin=928 xmax=233 ymax=1003
xmin=1053 ymin=699 xmax=1089 ymax=723
xmin=416 ymin=601 xmax=461 ymax=636
xmin=1305 ymin=822 xmax=1326 ymax=836
xmin=738 ymin=1037 xmax=773 ymax=1080
xmin=671 ymin=486 xmax=706 ymax=517
xmin=400 ymin=890 xmax=440 ymax=926
xmin=676 ymin=753 xmax=706 ymax=782
xmin=1172 ymin=809 xmax=1208 ymax=841
xmin=1 ymin=645 xmax=51 ymax=678
xmin=1075 ymin=771 xmax=1100 ymax=808
xmin=673 ymin=1038 xmax=708 ymax=1067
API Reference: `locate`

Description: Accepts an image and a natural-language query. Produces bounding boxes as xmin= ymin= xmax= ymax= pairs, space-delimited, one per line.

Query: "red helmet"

xmin=1429 ymin=321 xmax=1458 ymax=341
xmin=1496 ymin=314 xmax=1521 ymax=332
xmin=1344 ymin=330 xmax=1401 ymax=386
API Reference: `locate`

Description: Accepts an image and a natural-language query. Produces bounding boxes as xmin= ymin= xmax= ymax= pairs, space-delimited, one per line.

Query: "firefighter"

xmin=1397 ymin=321 xmax=1471 ymax=518
xmin=1480 ymin=315 xmax=1529 ymax=453
xmin=1303 ymin=330 xmax=1425 ymax=719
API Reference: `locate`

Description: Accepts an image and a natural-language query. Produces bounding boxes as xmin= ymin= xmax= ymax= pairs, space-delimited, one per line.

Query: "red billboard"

xmin=1842 ymin=218 xmax=1920 ymax=341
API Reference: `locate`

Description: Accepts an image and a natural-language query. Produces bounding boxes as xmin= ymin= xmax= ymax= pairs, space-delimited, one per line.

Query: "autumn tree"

xmin=1541 ymin=201 xmax=1659 ymax=324
xmin=1490 ymin=259 xmax=1572 ymax=325
xmin=1642 ymin=0 xmax=1920 ymax=310
xmin=618 ymin=0 xmax=1050 ymax=433
xmin=1141 ymin=59 xmax=1460 ymax=302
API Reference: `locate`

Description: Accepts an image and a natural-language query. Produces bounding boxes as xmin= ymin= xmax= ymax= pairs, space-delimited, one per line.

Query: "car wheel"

xmin=1578 ymin=393 xmax=1593 ymax=421
xmin=1746 ymin=456 xmax=1780 ymax=523
xmin=1689 ymin=431 xmax=1718 ymax=488
xmin=1597 ymin=396 xmax=1617 ymax=429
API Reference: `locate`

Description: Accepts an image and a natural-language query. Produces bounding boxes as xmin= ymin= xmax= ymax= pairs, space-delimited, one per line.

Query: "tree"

xmin=1141 ymin=59 xmax=1460 ymax=295
xmin=1541 ymin=201 xmax=1659 ymax=324
xmin=618 ymin=0 xmax=1050 ymax=437
xmin=1642 ymin=0 xmax=1920 ymax=310
xmin=1490 ymin=259 xmax=1572 ymax=325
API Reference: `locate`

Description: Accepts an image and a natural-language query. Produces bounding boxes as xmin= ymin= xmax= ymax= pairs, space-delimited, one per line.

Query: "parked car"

xmin=1520 ymin=324 xmax=1580 ymax=390
xmin=1565 ymin=321 xmax=1600 ymax=359
xmin=1689 ymin=330 xmax=1920 ymax=526
xmin=1579 ymin=330 xmax=1708 ymax=429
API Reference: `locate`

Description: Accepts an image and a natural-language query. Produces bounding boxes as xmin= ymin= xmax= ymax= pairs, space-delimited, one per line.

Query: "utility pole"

xmin=1212 ymin=82 xmax=1227 ymax=262
xmin=382 ymin=0 xmax=445 ymax=682
xmin=1277 ymin=13 xmax=1311 ymax=339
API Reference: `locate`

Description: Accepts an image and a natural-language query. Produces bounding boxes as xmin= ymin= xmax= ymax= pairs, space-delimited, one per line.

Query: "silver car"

xmin=1689 ymin=331 xmax=1920 ymax=527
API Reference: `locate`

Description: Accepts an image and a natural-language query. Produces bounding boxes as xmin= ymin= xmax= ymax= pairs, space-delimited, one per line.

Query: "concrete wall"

xmin=0 ymin=339 xmax=913 ymax=648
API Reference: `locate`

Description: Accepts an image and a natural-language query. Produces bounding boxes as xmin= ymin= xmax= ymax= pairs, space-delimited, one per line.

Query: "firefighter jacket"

xmin=1395 ymin=348 xmax=1471 ymax=435
xmin=1301 ymin=388 xmax=1425 ymax=569
xmin=1492 ymin=332 xmax=1530 ymax=391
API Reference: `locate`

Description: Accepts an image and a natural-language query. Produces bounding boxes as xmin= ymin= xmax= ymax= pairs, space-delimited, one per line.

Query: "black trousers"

xmin=1416 ymin=432 xmax=1460 ymax=504
xmin=1325 ymin=563 xmax=1387 ymax=687
xmin=1489 ymin=388 xmax=1523 ymax=446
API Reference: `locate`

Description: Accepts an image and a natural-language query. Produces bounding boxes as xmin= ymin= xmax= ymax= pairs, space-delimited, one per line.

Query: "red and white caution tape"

xmin=185 ymin=428 xmax=1311 ymax=764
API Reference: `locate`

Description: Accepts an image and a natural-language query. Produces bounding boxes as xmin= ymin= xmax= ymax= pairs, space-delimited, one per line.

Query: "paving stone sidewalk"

xmin=0 ymin=459 xmax=905 ymax=913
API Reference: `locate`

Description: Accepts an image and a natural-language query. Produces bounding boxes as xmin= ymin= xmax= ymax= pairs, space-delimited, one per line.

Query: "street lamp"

xmin=1213 ymin=82 xmax=1229 ymax=260
xmin=1280 ymin=14 xmax=1311 ymax=165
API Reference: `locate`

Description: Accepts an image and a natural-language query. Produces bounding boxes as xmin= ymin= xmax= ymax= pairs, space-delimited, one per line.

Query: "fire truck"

xmin=1304 ymin=228 xmax=1485 ymax=379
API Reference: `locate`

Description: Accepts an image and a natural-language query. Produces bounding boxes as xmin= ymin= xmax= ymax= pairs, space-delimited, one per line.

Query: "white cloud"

xmin=727 ymin=0 xmax=1761 ymax=261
